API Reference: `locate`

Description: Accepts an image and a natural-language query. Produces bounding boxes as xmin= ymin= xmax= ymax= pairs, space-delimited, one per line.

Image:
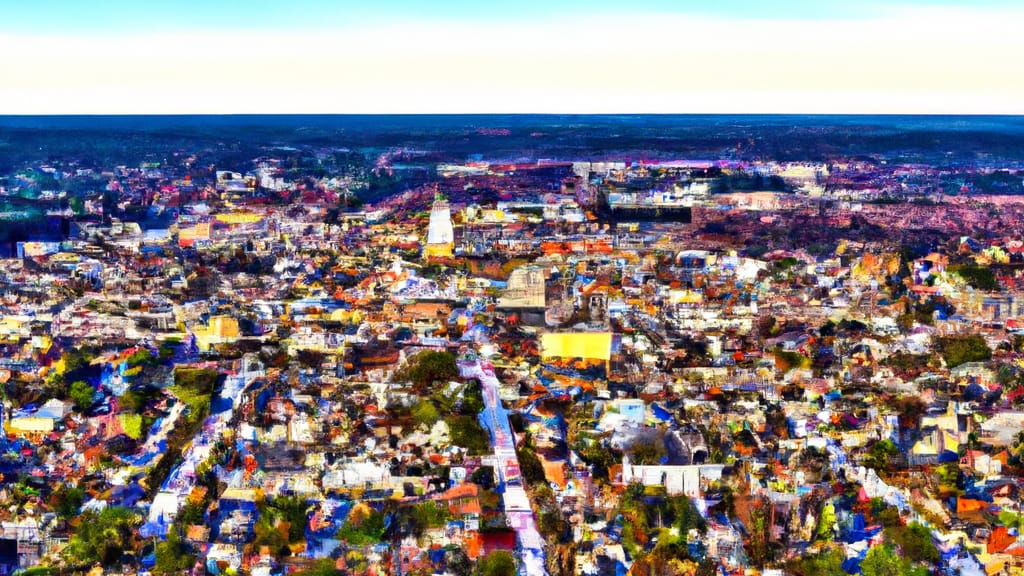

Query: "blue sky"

xmin=1 ymin=1 xmax=1022 ymax=113
xmin=5 ymin=0 xmax=1020 ymax=31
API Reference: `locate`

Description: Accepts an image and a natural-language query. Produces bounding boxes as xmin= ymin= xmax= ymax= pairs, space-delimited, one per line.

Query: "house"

xmin=619 ymin=455 xmax=726 ymax=497
xmin=961 ymin=450 xmax=1006 ymax=477
xmin=436 ymin=482 xmax=482 ymax=518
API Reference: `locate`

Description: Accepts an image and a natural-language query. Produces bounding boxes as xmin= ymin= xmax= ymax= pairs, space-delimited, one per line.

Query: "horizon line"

xmin=3 ymin=112 xmax=1024 ymax=118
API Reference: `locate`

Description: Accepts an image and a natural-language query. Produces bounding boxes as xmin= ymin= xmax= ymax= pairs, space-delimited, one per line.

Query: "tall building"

xmin=424 ymin=193 xmax=454 ymax=258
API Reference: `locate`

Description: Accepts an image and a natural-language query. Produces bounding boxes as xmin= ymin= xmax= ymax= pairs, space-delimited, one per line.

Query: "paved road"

xmin=460 ymin=359 xmax=548 ymax=576
xmin=824 ymin=439 xmax=984 ymax=575
xmin=145 ymin=370 xmax=258 ymax=535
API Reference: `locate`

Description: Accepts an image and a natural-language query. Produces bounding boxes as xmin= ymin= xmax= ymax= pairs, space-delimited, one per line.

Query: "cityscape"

xmin=4 ymin=0 xmax=1024 ymax=575
xmin=0 ymin=115 xmax=1022 ymax=576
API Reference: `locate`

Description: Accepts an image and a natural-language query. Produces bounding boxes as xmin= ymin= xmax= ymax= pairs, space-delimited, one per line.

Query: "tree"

xmin=410 ymin=501 xmax=450 ymax=535
xmin=745 ymin=497 xmax=773 ymax=567
xmin=413 ymin=400 xmax=440 ymax=428
xmin=177 ymin=501 xmax=205 ymax=526
xmin=252 ymin=515 xmax=289 ymax=557
xmin=669 ymin=495 xmax=706 ymax=535
xmin=574 ymin=438 xmax=618 ymax=481
xmin=630 ymin=436 xmax=667 ymax=465
xmin=294 ymin=558 xmax=342 ymax=576
xmin=336 ymin=505 xmax=386 ymax=546
xmin=446 ymin=415 xmax=490 ymax=455
xmin=817 ymin=501 xmax=836 ymax=541
xmin=953 ymin=265 xmax=999 ymax=291
xmin=446 ymin=547 xmax=473 ymax=576
xmin=937 ymin=462 xmax=961 ymax=490
xmin=69 ymin=380 xmax=96 ymax=412
xmin=174 ymin=367 xmax=219 ymax=395
xmin=126 ymin=348 xmax=155 ymax=368
xmin=401 ymin=350 xmax=459 ymax=393
xmin=935 ymin=334 xmax=991 ymax=368
xmin=477 ymin=550 xmax=516 ymax=576
xmin=51 ymin=486 xmax=84 ymax=520
xmin=153 ymin=527 xmax=195 ymax=575
xmin=64 ymin=506 xmax=141 ymax=566
xmin=864 ymin=439 xmax=899 ymax=471
xmin=516 ymin=443 xmax=546 ymax=485
xmin=457 ymin=379 xmax=485 ymax=415
xmin=789 ymin=548 xmax=846 ymax=576
xmin=263 ymin=495 xmax=312 ymax=544
xmin=860 ymin=544 xmax=910 ymax=576
xmin=885 ymin=522 xmax=939 ymax=564
xmin=469 ymin=465 xmax=495 ymax=490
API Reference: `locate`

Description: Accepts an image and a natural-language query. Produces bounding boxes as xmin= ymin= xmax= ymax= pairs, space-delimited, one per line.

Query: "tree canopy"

xmin=477 ymin=550 xmax=516 ymax=576
xmin=935 ymin=334 xmax=992 ymax=368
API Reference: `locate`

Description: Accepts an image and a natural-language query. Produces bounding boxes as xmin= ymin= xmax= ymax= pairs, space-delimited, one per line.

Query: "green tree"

xmin=516 ymin=443 xmax=546 ymax=485
xmin=252 ymin=515 xmax=289 ymax=557
xmin=935 ymin=334 xmax=992 ymax=368
xmin=860 ymin=544 xmax=910 ymax=576
xmin=669 ymin=495 xmax=707 ymax=535
xmin=414 ymin=400 xmax=441 ymax=428
xmin=174 ymin=367 xmax=219 ymax=394
xmin=937 ymin=462 xmax=960 ymax=490
xmin=885 ymin=522 xmax=939 ymax=564
xmin=263 ymin=495 xmax=312 ymax=544
xmin=178 ymin=501 xmax=205 ymax=526
xmin=952 ymin=265 xmax=999 ymax=291
xmin=630 ymin=437 xmax=667 ymax=465
xmin=745 ymin=497 xmax=773 ymax=567
xmin=469 ymin=465 xmax=495 ymax=490
xmin=69 ymin=380 xmax=95 ymax=412
xmin=51 ymin=486 xmax=84 ymax=520
xmin=457 ymin=380 xmax=485 ymax=415
xmin=864 ymin=439 xmax=899 ymax=471
xmin=446 ymin=415 xmax=490 ymax=455
xmin=153 ymin=527 xmax=195 ymax=575
xmin=477 ymin=550 xmax=516 ymax=576
xmin=817 ymin=501 xmax=836 ymax=541
xmin=64 ymin=506 xmax=141 ymax=566
xmin=126 ymin=348 xmax=155 ymax=368
xmin=336 ymin=506 xmax=386 ymax=546
xmin=574 ymin=438 xmax=617 ymax=480
xmin=401 ymin=350 xmax=459 ymax=393
xmin=410 ymin=501 xmax=451 ymax=534
xmin=789 ymin=548 xmax=846 ymax=576
xmin=294 ymin=558 xmax=342 ymax=576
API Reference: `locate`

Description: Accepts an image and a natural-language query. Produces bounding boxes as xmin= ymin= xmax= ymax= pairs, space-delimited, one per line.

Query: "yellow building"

xmin=8 ymin=416 xmax=55 ymax=436
xmin=193 ymin=315 xmax=241 ymax=351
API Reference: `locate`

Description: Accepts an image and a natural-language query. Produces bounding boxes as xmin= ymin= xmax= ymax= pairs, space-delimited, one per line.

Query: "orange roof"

xmin=989 ymin=526 xmax=1016 ymax=554
xmin=541 ymin=459 xmax=567 ymax=489
xmin=437 ymin=483 xmax=481 ymax=516
xmin=957 ymin=498 xmax=988 ymax=514
xmin=465 ymin=531 xmax=483 ymax=559
xmin=438 ymin=482 xmax=479 ymax=501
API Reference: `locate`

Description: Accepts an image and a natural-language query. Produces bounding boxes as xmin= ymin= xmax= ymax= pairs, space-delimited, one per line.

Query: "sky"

xmin=1 ymin=0 xmax=1023 ymax=114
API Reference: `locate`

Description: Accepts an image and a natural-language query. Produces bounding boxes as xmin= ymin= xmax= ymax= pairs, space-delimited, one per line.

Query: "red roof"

xmin=481 ymin=531 xmax=516 ymax=555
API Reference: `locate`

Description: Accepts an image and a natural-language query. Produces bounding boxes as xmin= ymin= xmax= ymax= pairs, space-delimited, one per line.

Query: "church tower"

xmin=424 ymin=192 xmax=454 ymax=258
